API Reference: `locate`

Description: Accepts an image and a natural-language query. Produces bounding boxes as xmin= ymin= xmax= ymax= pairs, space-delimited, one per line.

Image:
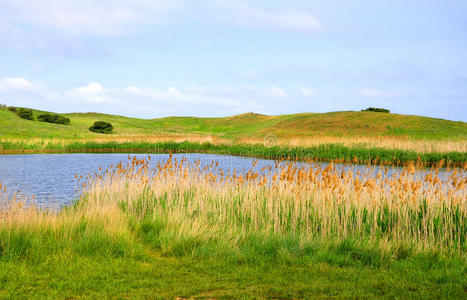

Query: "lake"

xmin=0 ymin=153 xmax=454 ymax=208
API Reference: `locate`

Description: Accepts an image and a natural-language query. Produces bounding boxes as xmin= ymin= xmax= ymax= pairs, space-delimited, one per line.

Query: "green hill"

xmin=1 ymin=107 xmax=466 ymax=140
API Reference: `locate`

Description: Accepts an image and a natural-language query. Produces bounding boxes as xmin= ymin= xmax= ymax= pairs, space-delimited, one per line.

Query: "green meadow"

xmin=1 ymin=105 xmax=467 ymax=139
xmin=1 ymin=106 xmax=466 ymax=167
xmin=1 ymin=105 xmax=466 ymax=299
xmin=1 ymin=155 xmax=465 ymax=299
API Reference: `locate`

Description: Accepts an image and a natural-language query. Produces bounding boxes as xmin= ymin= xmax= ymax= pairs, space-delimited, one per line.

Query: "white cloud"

xmin=0 ymin=77 xmax=38 ymax=92
xmin=124 ymin=86 xmax=143 ymax=94
xmin=359 ymin=88 xmax=404 ymax=98
xmin=0 ymin=78 xmax=296 ymax=117
xmin=74 ymin=82 xmax=104 ymax=94
xmin=255 ymin=11 xmax=321 ymax=32
xmin=1 ymin=0 xmax=183 ymax=36
xmin=121 ymin=85 xmax=240 ymax=106
xmin=299 ymin=86 xmax=315 ymax=97
xmin=212 ymin=1 xmax=322 ymax=33
xmin=268 ymin=86 xmax=288 ymax=98
xmin=65 ymin=82 xmax=243 ymax=108
xmin=68 ymin=82 xmax=111 ymax=103
xmin=234 ymin=68 xmax=261 ymax=79
xmin=1 ymin=1 xmax=321 ymax=37
xmin=0 ymin=0 xmax=321 ymax=56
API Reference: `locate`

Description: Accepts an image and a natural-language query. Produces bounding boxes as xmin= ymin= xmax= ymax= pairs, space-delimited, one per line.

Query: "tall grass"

xmin=1 ymin=139 xmax=466 ymax=167
xmin=1 ymin=155 xmax=465 ymax=267
xmin=74 ymin=156 xmax=467 ymax=263
xmin=0 ymin=182 xmax=141 ymax=261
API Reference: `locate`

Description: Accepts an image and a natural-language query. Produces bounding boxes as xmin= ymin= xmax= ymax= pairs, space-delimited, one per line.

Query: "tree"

xmin=38 ymin=113 xmax=70 ymax=125
xmin=89 ymin=121 xmax=113 ymax=134
xmin=17 ymin=108 xmax=34 ymax=120
xmin=362 ymin=107 xmax=390 ymax=113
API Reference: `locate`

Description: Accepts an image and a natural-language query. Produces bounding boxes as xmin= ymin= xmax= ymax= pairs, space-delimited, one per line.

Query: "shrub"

xmin=38 ymin=113 xmax=70 ymax=125
xmin=89 ymin=121 xmax=113 ymax=134
xmin=0 ymin=104 xmax=6 ymax=110
xmin=362 ymin=107 xmax=390 ymax=113
xmin=7 ymin=106 xmax=17 ymax=113
xmin=17 ymin=108 xmax=34 ymax=120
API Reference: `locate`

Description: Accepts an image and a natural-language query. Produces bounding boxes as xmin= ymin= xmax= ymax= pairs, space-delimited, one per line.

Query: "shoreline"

xmin=1 ymin=140 xmax=466 ymax=168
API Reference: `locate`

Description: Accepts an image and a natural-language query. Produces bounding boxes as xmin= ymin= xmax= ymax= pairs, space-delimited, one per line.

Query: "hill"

xmin=1 ymin=107 xmax=466 ymax=140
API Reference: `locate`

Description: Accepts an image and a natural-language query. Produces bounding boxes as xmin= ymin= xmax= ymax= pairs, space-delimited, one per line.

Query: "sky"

xmin=0 ymin=0 xmax=466 ymax=121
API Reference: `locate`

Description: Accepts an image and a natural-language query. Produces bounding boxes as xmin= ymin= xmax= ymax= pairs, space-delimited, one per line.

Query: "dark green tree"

xmin=89 ymin=121 xmax=113 ymax=134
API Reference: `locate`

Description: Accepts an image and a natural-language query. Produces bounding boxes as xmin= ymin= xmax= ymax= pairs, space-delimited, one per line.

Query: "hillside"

xmin=1 ymin=107 xmax=466 ymax=140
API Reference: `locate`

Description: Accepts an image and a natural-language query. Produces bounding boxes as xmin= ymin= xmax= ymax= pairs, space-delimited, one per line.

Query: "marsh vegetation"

xmin=0 ymin=155 xmax=465 ymax=298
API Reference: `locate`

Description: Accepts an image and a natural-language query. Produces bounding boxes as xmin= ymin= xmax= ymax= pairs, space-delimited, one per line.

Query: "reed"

xmin=1 ymin=139 xmax=466 ymax=167
xmin=1 ymin=156 xmax=466 ymax=297
xmin=0 ymin=182 xmax=140 ymax=261
xmin=2 ymin=134 xmax=467 ymax=153
xmin=72 ymin=155 xmax=466 ymax=263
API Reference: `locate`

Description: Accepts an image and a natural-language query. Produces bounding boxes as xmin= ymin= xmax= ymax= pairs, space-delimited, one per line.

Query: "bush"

xmin=362 ymin=107 xmax=390 ymax=113
xmin=89 ymin=121 xmax=113 ymax=134
xmin=0 ymin=104 xmax=6 ymax=110
xmin=17 ymin=108 xmax=34 ymax=120
xmin=38 ymin=113 xmax=70 ymax=125
xmin=7 ymin=106 xmax=17 ymax=113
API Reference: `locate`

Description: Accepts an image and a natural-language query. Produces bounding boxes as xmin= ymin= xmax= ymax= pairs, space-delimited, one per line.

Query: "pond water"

xmin=0 ymin=153 xmax=454 ymax=208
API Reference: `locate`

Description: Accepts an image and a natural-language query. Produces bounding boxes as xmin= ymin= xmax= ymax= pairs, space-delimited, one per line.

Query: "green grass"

xmin=0 ymin=217 xmax=465 ymax=299
xmin=1 ymin=106 xmax=466 ymax=140
xmin=1 ymin=154 xmax=465 ymax=298
xmin=1 ymin=106 xmax=466 ymax=166
xmin=1 ymin=140 xmax=465 ymax=167
xmin=1 ymin=249 xmax=465 ymax=298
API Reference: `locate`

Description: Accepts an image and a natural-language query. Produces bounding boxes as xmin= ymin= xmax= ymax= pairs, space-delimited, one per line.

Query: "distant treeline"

xmin=38 ymin=113 xmax=71 ymax=125
xmin=362 ymin=107 xmax=390 ymax=113
xmin=4 ymin=105 xmax=116 ymax=133
xmin=6 ymin=106 xmax=71 ymax=125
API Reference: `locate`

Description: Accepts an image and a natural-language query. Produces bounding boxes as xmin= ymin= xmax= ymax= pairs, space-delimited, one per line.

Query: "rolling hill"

xmin=1 ymin=107 xmax=466 ymax=140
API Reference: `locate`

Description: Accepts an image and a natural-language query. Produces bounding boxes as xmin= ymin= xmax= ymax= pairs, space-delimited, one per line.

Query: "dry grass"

xmin=240 ymin=136 xmax=467 ymax=153
xmin=78 ymin=155 xmax=466 ymax=255
xmin=1 ymin=155 xmax=465 ymax=263
xmin=2 ymin=134 xmax=466 ymax=153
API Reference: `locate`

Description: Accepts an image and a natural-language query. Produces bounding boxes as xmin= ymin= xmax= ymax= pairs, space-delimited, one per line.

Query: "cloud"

xmin=358 ymin=88 xmax=405 ymax=98
xmin=233 ymin=68 xmax=261 ymax=79
xmin=299 ymin=86 xmax=315 ymax=97
xmin=71 ymin=83 xmax=289 ymax=114
xmin=68 ymin=82 xmax=111 ymax=103
xmin=0 ymin=0 xmax=183 ymax=36
xmin=121 ymin=85 xmax=240 ymax=106
xmin=0 ymin=77 xmax=38 ymax=92
xmin=268 ymin=86 xmax=288 ymax=98
xmin=254 ymin=11 xmax=321 ymax=32
xmin=211 ymin=1 xmax=322 ymax=33
xmin=1 ymin=1 xmax=322 ymax=37
xmin=74 ymin=82 xmax=104 ymax=94
xmin=0 ymin=77 xmax=294 ymax=117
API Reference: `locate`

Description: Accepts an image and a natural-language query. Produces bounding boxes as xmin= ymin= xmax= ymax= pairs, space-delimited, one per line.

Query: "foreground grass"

xmin=0 ymin=205 xmax=465 ymax=298
xmin=0 ymin=156 xmax=465 ymax=298
xmin=1 ymin=250 xmax=465 ymax=298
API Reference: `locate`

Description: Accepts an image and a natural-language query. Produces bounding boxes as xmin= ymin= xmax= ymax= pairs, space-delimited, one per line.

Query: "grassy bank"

xmin=1 ymin=106 xmax=466 ymax=140
xmin=0 ymin=156 xmax=465 ymax=298
xmin=2 ymin=106 xmax=466 ymax=166
xmin=1 ymin=139 xmax=466 ymax=167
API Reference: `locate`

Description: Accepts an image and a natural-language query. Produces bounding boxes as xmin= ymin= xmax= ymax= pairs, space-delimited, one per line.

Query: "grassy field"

xmin=1 ymin=106 xmax=467 ymax=167
xmin=1 ymin=105 xmax=467 ymax=140
xmin=1 ymin=106 xmax=466 ymax=298
xmin=0 ymin=156 xmax=466 ymax=298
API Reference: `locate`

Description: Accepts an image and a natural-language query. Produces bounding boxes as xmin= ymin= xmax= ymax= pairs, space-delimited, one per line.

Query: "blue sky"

xmin=0 ymin=0 xmax=466 ymax=121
